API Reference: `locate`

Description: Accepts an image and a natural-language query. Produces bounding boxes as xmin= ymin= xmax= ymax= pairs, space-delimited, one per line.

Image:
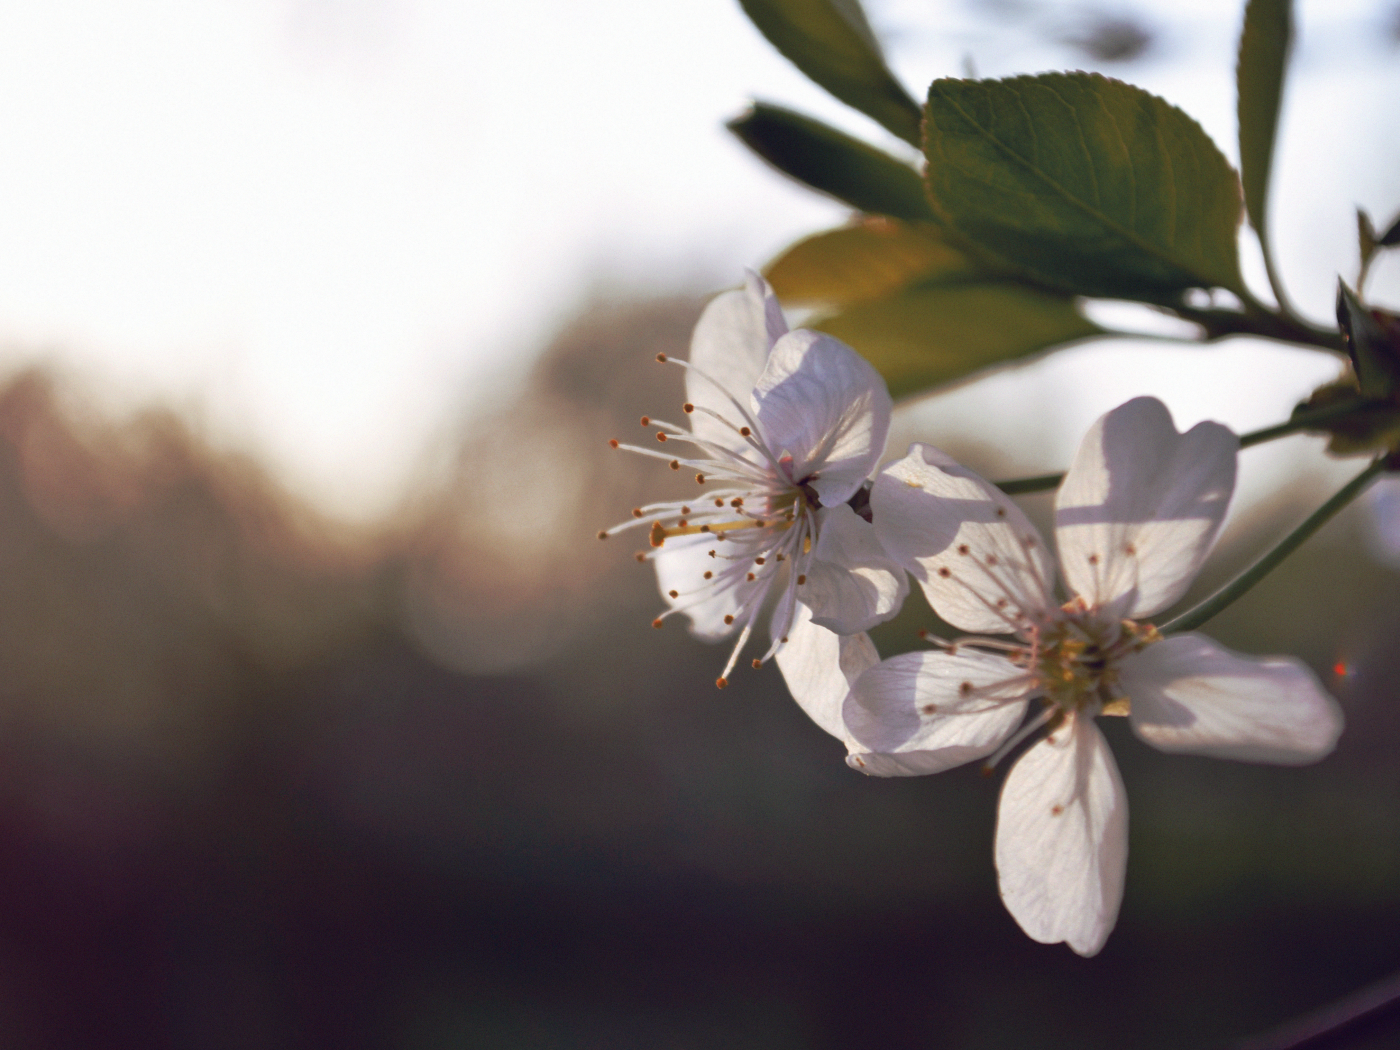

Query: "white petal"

xmin=1056 ymin=397 xmax=1237 ymax=619
xmin=1121 ymin=634 xmax=1344 ymax=763
xmin=802 ymin=504 xmax=909 ymax=635
xmin=752 ymin=329 xmax=892 ymax=507
xmin=652 ymin=534 xmax=762 ymax=640
xmin=870 ymin=444 xmax=1055 ymax=634
xmin=995 ymin=715 xmax=1128 ymax=957
xmin=845 ymin=648 xmax=1032 ymax=777
xmin=775 ymin=602 xmax=880 ymax=741
xmin=685 ymin=274 xmax=786 ymax=447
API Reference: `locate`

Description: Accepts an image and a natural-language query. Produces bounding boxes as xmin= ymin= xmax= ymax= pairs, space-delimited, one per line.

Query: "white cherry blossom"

xmin=600 ymin=273 xmax=906 ymax=687
xmin=847 ymin=396 xmax=1344 ymax=956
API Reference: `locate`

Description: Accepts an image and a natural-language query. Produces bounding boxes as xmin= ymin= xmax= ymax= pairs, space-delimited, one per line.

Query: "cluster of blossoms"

xmin=604 ymin=275 xmax=1344 ymax=956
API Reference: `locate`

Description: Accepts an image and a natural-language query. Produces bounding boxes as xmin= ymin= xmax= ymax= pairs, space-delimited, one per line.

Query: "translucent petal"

xmin=685 ymin=273 xmax=785 ymax=447
xmin=1056 ymin=397 xmax=1237 ymax=619
xmin=844 ymin=648 xmax=1031 ymax=777
xmin=1121 ymin=634 xmax=1344 ymax=763
xmin=995 ymin=715 xmax=1128 ymax=957
xmin=652 ymin=534 xmax=762 ymax=640
xmin=802 ymin=504 xmax=909 ymax=635
xmin=752 ymin=330 xmax=892 ymax=507
xmin=775 ymin=602 xmax=880 ymax=742
xmin=871 ymin=444 xmax=1055 ymax=634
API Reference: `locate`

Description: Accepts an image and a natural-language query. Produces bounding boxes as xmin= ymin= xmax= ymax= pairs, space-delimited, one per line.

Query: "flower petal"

xmin=1056 ymin=397 xmax=1237 ymax=619
xmin=686 ymin=273 xmax=786 ymax=447
xmin=870 ymin=444 xmax=1055 ymax=634
xmin=844 ymin=648 xmax=1031 ymax=777
xmin=995 ymin=714 xmax=1127 ymax=957
xmin=652 ymin=533 xmax=763 ymax=640
xmin=802 ymin=504 xmax=909 ymax=635
xmin=1121 ymin=633 xmax=1344 ymax=763
xmin=775 ymin=602 xmax=880 ymax=742
xmin=752 ymin=329 xmax=892 ymax=506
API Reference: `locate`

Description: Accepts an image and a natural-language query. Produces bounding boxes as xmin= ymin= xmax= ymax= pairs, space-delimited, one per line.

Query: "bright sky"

xmin=0 ymin=0 xmax=1393 ymax=519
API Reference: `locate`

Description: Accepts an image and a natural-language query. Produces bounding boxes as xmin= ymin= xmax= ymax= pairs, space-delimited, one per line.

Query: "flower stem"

xmin=1231 ymin=965 xmax=1400 ymax=1050
xmin=1159 ymin=457 xmax=1387 ymax=635
xmin=992 ymin=400 xmax=1373 ymax=495
xmin=994 ymin=472 xmax=1065 ymax=495
xmin=1238 ymin=398 xmax=1366 ymax=448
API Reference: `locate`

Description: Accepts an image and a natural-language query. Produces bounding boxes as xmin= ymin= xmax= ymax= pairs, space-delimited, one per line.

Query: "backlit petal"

xmin=652 ymin=534 xmax=761 ymax=640
xmin=775 ymin=602 xmax=880 ymax=742
xmin=871 ymin=444 xmax=1055 ymax=634
xmin=845 ymin=648 xmax=1031 ymax=776
xmin=803 ymin=504 xmax=909 ymax=635
xmin=995 ymin=715 xmax=1127 ymax=957
xmin=1056 ymin=397 xmax=1237 ymax=619
xmin=752 ymin=330 xmax=892 ymax=506
xmin=686 ymin=273 xmax=785 ymax=447
xmin=1121 ymin=634 xmax=1344 ymax=763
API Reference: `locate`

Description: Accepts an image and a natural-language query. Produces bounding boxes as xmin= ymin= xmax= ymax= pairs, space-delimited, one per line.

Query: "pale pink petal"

xmin=802 ymin=504 xmax=909 ymax=635
xmin=1121 ymin=634 xmax=1344 ymax=763
xmin=685 ymin=273 xmax=786 ymax=446
xmin=652 ymin=534 xmax=762 ymax=640
xmin=995 ymin=715 xmax=1128 ymax=957
xmin=845 ymin=648 xmax=1032 ymax=776
xmin=752 ymin=329 xmax=892 ymax=506
xmin=1056 ymin=397 xmax=1237 ymax=619
xmin=870 ymin=444 xmax=1055 ymax=634
xmin=775 ymin=602 xmax=880 ymax=742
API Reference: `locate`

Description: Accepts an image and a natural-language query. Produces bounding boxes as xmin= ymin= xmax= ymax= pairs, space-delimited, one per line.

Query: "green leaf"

xmin=814 ymin=282 xmax=1105 ymax=398
xmin=1357 ymin=207 xmax=1381 ymax=282
xmin=765 ymin=220 xmax=976 ymax=308
xmin=1296 ymin=378 xmax=1400 ymax=457
xmin=1337 ymin=281 xmax=1400 ymax=401
xmin=729 ymin=104 xmax=935 ymax=223
xmin=1381 ymin=211 xmax=1400 ymax=248
xmin=737 ymin=0 xmax=923 ymax=146
xmin=1237 ymin=0 xmax=1293 ymax=240
xmin=922 ymin=73 xmax=1245 ymax=299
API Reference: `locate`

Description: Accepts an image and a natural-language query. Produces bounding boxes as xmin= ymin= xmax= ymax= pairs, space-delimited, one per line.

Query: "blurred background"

xmin=0 ymin=0 xmax=1394 ymax=1047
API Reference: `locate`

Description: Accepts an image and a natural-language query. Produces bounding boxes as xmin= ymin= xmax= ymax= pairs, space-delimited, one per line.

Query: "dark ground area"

xmin=0 ymin=297 xmax=1392 ymax=1049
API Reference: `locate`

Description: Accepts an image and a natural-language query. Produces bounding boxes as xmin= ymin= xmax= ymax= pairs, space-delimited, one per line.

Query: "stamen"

xmin=683 ymin=403 xmax=694 ymax=413
xmin=609 ymin=439 xmax=619 ymax=449
xmin=640 ymin=416 xmax=650 ymax=427
xmin=670 ymin=460 xmax=679 ymax=470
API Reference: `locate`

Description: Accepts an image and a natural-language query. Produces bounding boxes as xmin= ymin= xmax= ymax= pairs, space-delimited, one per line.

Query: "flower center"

xmin=1030 ymin=605 xmax=1160 ymax=716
